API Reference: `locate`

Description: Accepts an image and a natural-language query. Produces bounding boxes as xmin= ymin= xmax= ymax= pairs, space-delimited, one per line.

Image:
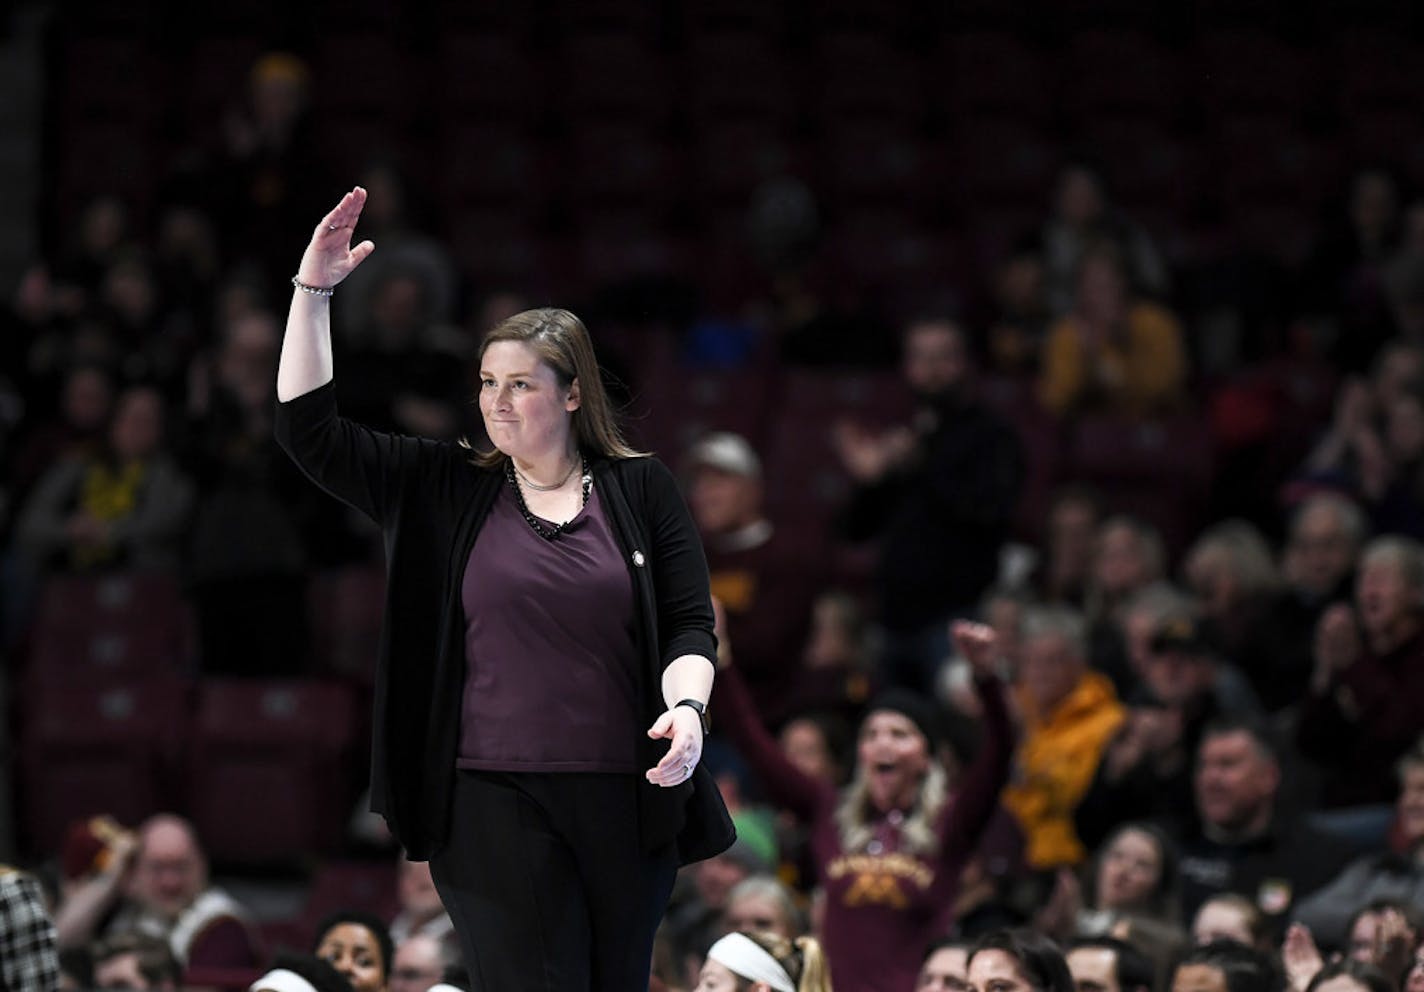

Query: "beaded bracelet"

xmin=291 ymin=275 xmax=334 ymax=297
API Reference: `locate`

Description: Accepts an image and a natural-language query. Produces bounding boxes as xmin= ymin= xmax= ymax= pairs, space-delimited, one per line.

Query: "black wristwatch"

xmin=675 ymin=698 xmax=710 ymax=735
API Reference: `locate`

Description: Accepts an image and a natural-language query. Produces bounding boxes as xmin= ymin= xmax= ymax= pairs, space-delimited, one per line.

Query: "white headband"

xmin=249 ymin=969 xmax=318 ymax=992
xmin=708 ymin=933 xmax=795 ymax=992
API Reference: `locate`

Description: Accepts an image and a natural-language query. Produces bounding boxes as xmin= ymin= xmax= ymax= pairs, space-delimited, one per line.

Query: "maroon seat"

xmin=1067 ymin=415 xmax=1215 ymax=554
xmin=299 ymin=860 xmax=399 ymax=937
xmin=625 ymin=361 xmax=777 ymax=460
xmin=307 ymin=566 xmax=386 ymax=683
xmin=27 ymin=572 xmax=193 ymax=684
xmin=189 ymin=680 xmax=361 ymax=864
xmin=19 ymin=677 xmax=190 ymax=855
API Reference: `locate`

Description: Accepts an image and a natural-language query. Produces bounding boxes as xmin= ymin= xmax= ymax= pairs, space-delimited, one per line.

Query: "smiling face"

xmin=858 ymin=710 xmax=931 ymax=812
xmin=1194 ymin=731 xmax=1279 ymax=833
xmin=1096 ymin=827 xmax=1163 ymax=911
xmin=1356 ymin=553 xmax=1416 ymax=644
xmin=477 ymin=340 xmax=579 ymax=466
xmin=317 ymin=923 xmax=388 ymax=992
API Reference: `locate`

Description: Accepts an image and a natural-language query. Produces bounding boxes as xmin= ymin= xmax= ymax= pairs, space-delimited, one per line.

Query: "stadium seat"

xmin=188 ymin=680 xmax=361 ymax=864
xmin=19 ymin=677 xmax=190 ymax=854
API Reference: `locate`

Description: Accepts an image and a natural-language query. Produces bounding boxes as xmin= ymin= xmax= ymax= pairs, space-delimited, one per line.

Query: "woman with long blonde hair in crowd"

xmin=696 ymin=930 xmax=833 ymax=992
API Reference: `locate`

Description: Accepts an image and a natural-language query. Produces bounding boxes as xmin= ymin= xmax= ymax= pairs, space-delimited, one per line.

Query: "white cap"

xmin=686 ymin=432 xmax=761 ymax=479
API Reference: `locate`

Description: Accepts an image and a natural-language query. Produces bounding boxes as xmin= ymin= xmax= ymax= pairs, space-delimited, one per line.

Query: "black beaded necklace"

xmin=506 ymin=455 xmax=591 ymax=541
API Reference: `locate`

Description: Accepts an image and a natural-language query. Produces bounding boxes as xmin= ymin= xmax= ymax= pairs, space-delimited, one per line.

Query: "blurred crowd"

xmin=8 ymin=19 xmax=1424 ymax=992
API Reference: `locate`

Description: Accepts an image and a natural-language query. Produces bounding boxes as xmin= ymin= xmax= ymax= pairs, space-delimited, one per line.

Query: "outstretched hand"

xmin=296 ymin=186 xmax=376 ymax=290
xmin=645 ymin=706 xmax=703 ymax=788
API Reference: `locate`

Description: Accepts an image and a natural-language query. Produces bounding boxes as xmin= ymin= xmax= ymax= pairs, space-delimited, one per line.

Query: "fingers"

xmin=316 ymin=186 xmax=368 ymax=238
xmin=645 ymin=724 xmax=701 ymax=788
xmin=349 ymin=240 xmax=377 ymax=267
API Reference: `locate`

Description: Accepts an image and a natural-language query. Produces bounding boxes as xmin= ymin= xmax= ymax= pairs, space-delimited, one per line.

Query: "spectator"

xmin=966 ymin=928 xmax=1075 ymax=992
xmin=792 ymin=591 xmax=877 ymax=722
xmin=1076 ymin=610 xmax=1259 ymax=850
xmin=1040 ymin=486 xmax=1104 ymax=611
xmin=1169 ymin=940 xmax=1279 ymax=992
xmin=313 ymin=911 xmax=392 ymax=992
xmin=713 ymin=621 xmax=1012 ymax=992
xmin=1299 ymin=536 xmax=1424 ymax=807
xmin=389 ymin=936 xmax=454 ymax=992
xmin=836 ymin=318 xmax=1025 ymax=692
xmin=91 ymin=932 xmax=181 ymax=991
xmin=1293 ymin=740 xmax=1424 ymax=950
xmin=697 ymin=929 xmax=832 ymax=992
xmin=1181 ymin=520 xmax=1283 ymax=671
xmin=1086 ymin=516 xmax=1167 ymax=688
xmin=684 ymin=431 xmax=820 ymax=723
xmin=1305 ymin=960 xmax=1398 ymax=992
xmin=0 ymin=866 xmax=60 ymax=992
xmin=102 ymin=814 xmax=262 ymax=969
xmin=1177 ymin=720 xmax=1351 ymax=930
xmin=1041 ymin=162 xmax=1170 ymax=318
xmin=16 ymin=383 xmax=193 ymax=573
xmin=720 ymin=876 xmax=805 ymax=940
xmin=985 ymin=235 xmax=1052 ymax=376
xmin=1066 ymin=937 xmax=1155 ymax=992
xmin=1191 ymin=895 xmax=1269 ymax=949
xmin=54 ymin=815 xmax=137 ymax=951
xmin=918 ymin=938 xmax=972 ymax=992
xmin=6 ymin=361 xmax=113 ymax=507
xmin=1001 ymin=607 xmax=1126 ymax=870
xmin=1038 ymin=242 xmax=1186 ymax=419
xmin=1077 ymin=823 xmax=1184 ymax=940
xmin=1237 ymin=492 xmax=1366 ymax=713
xmin=388 ymin=859 xmax=453 ymax=955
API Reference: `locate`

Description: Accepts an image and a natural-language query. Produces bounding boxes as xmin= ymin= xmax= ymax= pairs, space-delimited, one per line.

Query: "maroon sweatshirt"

xmin=715 ymin=664 xmax=1013 ymax=992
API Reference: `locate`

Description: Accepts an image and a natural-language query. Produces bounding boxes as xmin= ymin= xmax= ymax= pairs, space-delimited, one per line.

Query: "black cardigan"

xmin=274 ymin=382 xmax=734 ymax=863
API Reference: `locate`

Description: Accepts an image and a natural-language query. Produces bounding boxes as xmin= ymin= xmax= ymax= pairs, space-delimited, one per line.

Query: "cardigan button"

xmin=632 ymin=551 xmax=646 ymax=567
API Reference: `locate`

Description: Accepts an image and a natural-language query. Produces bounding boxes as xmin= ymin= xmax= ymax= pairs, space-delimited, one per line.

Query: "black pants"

xmin=430 ymin=769 xmax=678 ymax=992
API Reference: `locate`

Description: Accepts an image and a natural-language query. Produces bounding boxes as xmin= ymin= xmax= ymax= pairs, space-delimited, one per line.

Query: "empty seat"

xmin=300 ymin=860 xmax=399 ymax=937
xmin=307 ymin=566 xmax=386 ymax=683
xmin=189 ymin=680 xmax=361 ymax=864
xmin=19 ymin=677 xmax=190 ymax=854
xmin=27 ymin=571 xmax=193 ymax=683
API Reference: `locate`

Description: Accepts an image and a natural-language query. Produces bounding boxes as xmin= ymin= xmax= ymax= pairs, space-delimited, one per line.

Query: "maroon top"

xmin=716 ymin=663 xmax=1014 ymax=992
xmin=458 ymin=485 xmax=640 ymax=772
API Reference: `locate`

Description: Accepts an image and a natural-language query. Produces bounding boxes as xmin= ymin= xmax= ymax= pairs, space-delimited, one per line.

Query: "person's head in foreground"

xmin=695 ymin=931 xmax=831 ymax=992
xmin=966 ymin=929 xmax=1075 ymax=992
xmin=1067 ymin=937 xmax=1155 ymax=992
xmin=917 ymin=937 xmax=972 ymax=992
xmin=1170 ymin=940 xmax=1278 ymax=992
xmin=313 ymin=910 xmax=394 ymax=992
xmin=250 ymin=953 xmax=353 ymax=992
xmin=1191 ymin=895 xmax=1268 ymax=950
xmin=1306 ymin=960 xmax=1397 ymax=992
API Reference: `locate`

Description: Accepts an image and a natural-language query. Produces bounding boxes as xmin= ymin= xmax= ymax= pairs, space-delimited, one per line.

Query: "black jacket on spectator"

xmin=840 ymin=396 xmax=1024 ymax=632
xmin=274 ymin=381 xmax=733 ymax=863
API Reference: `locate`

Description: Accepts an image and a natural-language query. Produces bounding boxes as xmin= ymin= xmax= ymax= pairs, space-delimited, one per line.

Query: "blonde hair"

xmin=735 ymin=931 xmax=833 ymax=992
xmin=464 ymin=307 xmax=645 ymax=468
xmin=1184 ymin=520 xmax=1282 ymax=599
xmin=834 ymin=760 xmax=948 ymax=858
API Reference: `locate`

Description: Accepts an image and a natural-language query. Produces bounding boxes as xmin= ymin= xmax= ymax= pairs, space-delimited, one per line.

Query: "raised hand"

xmin=296 ymin=186 xmax=376 ymax=290
xmin=1282 ymin=923 xmax=1324 ymax=992
xmin=951 ymin=620 xmax=1001 ymax=679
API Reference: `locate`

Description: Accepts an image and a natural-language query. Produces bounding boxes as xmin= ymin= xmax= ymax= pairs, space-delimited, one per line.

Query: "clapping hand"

xmin=297 ymin=187 xmax=376 ymax=290
xmin=951 ymin=620 xmax=1001 ymax=680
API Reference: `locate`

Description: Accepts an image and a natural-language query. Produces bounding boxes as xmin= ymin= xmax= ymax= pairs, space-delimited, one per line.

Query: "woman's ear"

xmin=566 ymin=376 xmax=581 ymax=412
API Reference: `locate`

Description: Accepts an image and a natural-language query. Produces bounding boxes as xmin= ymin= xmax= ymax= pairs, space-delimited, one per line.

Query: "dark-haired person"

xmin=275 ymin=187 xmax=733 ymax=992
xmin=1305 ymin=960 xmax=1398 ymax=992
xmin=714 ymin=619 xmax=1012 ymax=992
xmin=1067 ymin=937 xmax=1154 ymax=992
xmin=1170 ymin=941 xmax=1278 ymax=992
xmin=1177 ymin=719 xmax=1350 ymax=930
xmin=314 ymin=911 xmax=392 ymax=992
xmin=966 ymin=929 xmax=1075 ymax=992
xmin=918 ymin=938 xmax=972 ymax=992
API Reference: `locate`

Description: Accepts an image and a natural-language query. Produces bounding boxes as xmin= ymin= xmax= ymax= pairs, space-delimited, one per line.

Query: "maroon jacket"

xmin=1298 ymin=628 xmax=1424 ymax=807
xmin=715 ymin=664 xmax=1013 ymax=992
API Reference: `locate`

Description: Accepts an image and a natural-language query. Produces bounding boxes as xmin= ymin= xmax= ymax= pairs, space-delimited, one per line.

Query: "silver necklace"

xmin=513 ymin=457 xmax=579 ymax=492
